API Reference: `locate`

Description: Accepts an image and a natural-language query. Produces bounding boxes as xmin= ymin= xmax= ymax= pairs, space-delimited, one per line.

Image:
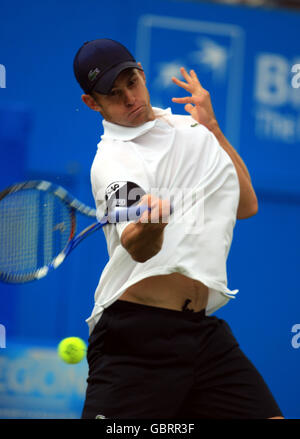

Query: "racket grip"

xmin=109 ymin=204 xmax=173 ymax=223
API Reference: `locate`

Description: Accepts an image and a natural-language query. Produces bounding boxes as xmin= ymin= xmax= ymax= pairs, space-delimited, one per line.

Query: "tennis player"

xmin=73 ymin=39 xmax=283 ymax=419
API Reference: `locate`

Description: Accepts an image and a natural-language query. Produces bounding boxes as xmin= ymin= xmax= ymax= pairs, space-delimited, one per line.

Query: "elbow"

xmin=237 ymin=195 xmax=259 ymax=220
xmin=121 ymin=234 xmax=162 ymax=263
xmin=252 ymin=196 xmax=259 ymax=216
xmin=245 ymin=201 xmax=259 ymax=219
xmin=248 ymin=195 xmax=259 ymax=217
xmin=131 ymin=254 xmax=153 ymax=264
xmin=121 ymin=222 xmax=165 ymax=263
xmin=130 ymin=242 xmax=162 ymax=263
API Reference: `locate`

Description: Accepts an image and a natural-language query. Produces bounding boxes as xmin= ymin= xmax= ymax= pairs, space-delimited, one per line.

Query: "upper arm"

xmin=91 ymin=146 xmax=150 ymax=237
xmin=92 ymin=173 xmax=147 ymax=240
xmin=105 ymin=181 xmax=146 ymax=240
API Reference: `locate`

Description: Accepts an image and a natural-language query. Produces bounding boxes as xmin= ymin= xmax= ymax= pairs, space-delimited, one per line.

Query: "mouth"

xmin=129 ymin=106 xmax=144 ymax=118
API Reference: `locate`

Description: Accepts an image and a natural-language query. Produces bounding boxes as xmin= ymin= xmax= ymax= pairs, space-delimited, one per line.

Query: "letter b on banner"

xmin=255 ymin=54 xmax=289 ymax=106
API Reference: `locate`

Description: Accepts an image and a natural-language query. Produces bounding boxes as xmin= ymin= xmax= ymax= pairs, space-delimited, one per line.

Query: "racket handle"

xmin=108 ymin=204 xmax=173 ymax=223
xmin=107 ymin=205 xmax=149 ymax=222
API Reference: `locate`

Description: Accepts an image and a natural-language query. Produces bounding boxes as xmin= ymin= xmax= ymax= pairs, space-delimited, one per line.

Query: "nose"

xmin=123 ymin=88 xmax=135 ymax=107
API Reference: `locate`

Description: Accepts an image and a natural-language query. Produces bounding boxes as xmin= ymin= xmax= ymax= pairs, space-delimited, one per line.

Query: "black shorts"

xmin=82 ymin=300 xmax=283 ymax=419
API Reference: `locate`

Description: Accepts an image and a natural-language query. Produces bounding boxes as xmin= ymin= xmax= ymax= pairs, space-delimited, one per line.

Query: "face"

xmin=83 ymin=68 xmax=155 ymax=127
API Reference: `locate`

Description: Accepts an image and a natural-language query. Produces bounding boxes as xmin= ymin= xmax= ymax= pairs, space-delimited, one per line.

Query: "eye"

xmin=128 ymin=77 xmax=137 ymax=87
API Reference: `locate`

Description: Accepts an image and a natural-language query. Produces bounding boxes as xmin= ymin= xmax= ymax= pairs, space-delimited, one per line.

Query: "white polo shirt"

xmin=87 ymin=107 xmax=240 ymax=334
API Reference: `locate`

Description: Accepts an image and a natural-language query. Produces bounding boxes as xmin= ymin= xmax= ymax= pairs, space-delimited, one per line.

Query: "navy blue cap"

xmin=73 ymin=39 xmax=142 ymax=95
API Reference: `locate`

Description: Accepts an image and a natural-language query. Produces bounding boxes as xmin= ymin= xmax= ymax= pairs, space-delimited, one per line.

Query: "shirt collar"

xmin=101 ymin=107 xmax=172 ymax=142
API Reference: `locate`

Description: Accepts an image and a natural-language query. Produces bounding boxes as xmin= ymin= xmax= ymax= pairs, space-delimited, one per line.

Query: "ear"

xmin=81 ymin=94 xmax=101 ymax=112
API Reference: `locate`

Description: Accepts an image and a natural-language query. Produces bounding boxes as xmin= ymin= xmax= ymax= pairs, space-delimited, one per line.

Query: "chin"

xmin=127 ymin=108 xmax=153 ymax=127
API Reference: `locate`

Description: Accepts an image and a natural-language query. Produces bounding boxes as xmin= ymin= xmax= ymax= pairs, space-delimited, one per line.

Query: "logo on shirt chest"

xmin=105 ymin=183 xmax=120 ymax=198
xmin=104 ymin=181 xmax=145 ymax=210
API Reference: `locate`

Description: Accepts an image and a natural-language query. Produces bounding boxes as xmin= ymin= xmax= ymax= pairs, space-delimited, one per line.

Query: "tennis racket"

xmin=0 ymin=180 xmax=151 ymax=284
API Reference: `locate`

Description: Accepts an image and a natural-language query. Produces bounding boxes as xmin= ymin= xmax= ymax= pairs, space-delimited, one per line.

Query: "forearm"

xmin=212 ymin=123 xmax=251 ymax=180
xmin=171 ymin=68 xmax=258 ymax=219
xmin=211 ymin=124 xmax=258 ymax=219
xmin=121 ymin=221 xmax=166 ymax=263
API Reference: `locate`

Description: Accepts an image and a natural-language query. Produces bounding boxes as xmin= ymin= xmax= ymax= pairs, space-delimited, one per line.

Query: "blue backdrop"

xmin=0 ymin=0 xmax=299 ymax=419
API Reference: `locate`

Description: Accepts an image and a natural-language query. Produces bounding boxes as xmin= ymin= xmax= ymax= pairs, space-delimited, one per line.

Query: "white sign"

xmin=136 ymin=15 xmax=245 ymax=149
xmin=254 ymin=54 xmax=300 ymax=143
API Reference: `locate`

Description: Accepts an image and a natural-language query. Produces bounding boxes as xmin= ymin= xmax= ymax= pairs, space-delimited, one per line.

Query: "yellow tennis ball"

xmin=57 ymin=337 xmax=87 ymax=364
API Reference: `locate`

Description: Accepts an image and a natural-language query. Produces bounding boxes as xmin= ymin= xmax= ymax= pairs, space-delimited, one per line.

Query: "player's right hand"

xmin=137 ymin=194 xmax=172 ymax=226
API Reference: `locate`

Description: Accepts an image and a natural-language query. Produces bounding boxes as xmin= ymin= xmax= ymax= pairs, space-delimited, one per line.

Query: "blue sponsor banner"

xmin=134 ymin=8 xmax=300 ymax=195
xmin=137 ymin=15 xmax=245 ymax=149
xmin=0 ymin=341 xmax=87 ymax=419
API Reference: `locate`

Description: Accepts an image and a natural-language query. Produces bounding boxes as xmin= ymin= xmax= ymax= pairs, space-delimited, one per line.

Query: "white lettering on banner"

xmin=291 ymin=324 xmax=300 ymax=349
xmin=254 ymin=53 xmax=300 ymax=143
xmin=255 ymin=54 xmax=289 ymax=106
xmin=291 ymin=64 xmax=300 ymax=89
xmin=0 ymin=324 xmax=6 ymax=348
xmin=0 ymin=351 xmax=86 ymax=397
xmin=255 ymin=108 xmax=299 ymax=143
xmin=0 ymin=65 xmax=6 ymax=88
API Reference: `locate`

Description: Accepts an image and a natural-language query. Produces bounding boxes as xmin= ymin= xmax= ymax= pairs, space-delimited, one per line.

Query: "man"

xmin=73 ymin=38 xmax=283 ymax=419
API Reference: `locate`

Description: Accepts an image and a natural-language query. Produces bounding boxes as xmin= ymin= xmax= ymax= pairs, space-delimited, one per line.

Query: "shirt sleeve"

xmin=90 ymin=143 xmax=150 ymax=240
xmin=106 ymin=180 xmax=146 ymax=240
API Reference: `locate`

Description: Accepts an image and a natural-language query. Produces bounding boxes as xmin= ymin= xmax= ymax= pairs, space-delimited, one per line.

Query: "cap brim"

xmin=92 ymin=61 xmax=142 ymax=94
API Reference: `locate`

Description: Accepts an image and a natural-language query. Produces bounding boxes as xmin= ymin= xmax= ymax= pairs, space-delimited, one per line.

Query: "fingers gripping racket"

xmin=0 ymin=180 xmax=151 ymax=284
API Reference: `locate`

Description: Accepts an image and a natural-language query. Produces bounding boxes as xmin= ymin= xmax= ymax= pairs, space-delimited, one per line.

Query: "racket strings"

xmin=0 ymin=189 xmax=73 ymax=278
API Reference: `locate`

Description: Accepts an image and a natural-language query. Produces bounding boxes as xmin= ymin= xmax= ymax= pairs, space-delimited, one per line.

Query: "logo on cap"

xmin=88 ymin=68 xmax=101 ymax=82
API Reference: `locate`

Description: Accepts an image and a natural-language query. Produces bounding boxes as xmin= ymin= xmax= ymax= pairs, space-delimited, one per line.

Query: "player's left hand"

xmin=171 ymin=67 xmax=219 ymax=133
